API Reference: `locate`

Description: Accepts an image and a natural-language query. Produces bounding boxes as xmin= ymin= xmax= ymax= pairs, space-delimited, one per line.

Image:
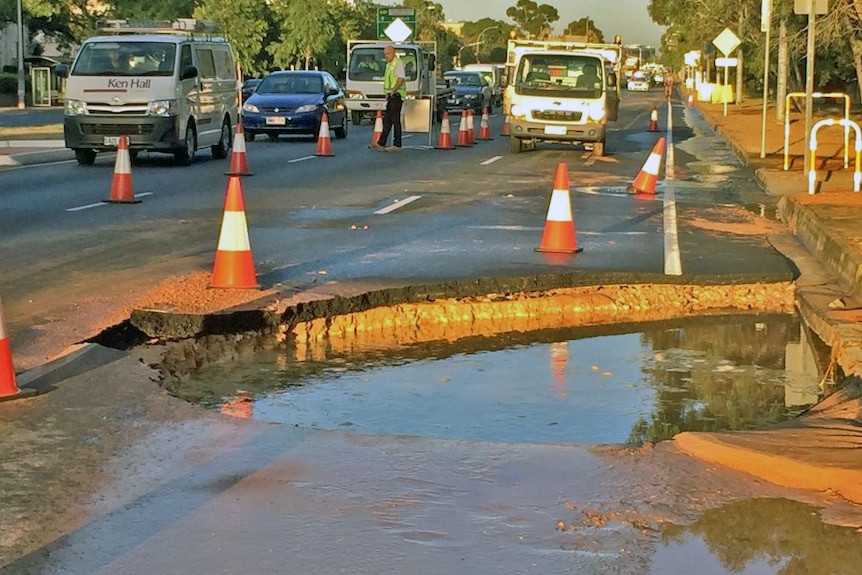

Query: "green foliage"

xmin=563 ymin=17 xmax=604 ymax=42
xmin=505 ymin=0 xmax=559 ymax=39
xmin=267 ymin=0 xmax=336 ymax=70
xmin=194 ymin=0 xmax=271 ymax=77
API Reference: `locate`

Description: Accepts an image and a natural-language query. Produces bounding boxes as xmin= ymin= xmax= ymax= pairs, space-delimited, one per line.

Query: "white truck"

xmin=345 ymin=40 xmax=451 ymax=125
xmin=504 ymin=38 xmax=622 ymax=156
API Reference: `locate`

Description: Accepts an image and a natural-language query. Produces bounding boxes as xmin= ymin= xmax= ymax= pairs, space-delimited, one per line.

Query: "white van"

xmin=462 ymin=63 xmax=503 ymax=107
xmin=58 ymin=20 xmax=239 ymax=166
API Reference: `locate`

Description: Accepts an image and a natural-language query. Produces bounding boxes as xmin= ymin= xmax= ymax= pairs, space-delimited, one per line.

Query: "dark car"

xmin=443 ymin=71 xmax=493 ymax=114
xmin=241 ymin=78 xmax=262 ymax=101
xmin=241 ymin=70 xmax=348 ymax=141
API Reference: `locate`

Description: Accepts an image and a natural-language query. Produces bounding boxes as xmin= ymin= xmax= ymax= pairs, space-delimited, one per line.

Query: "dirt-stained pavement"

xmin=2 ymin=93 xmax=862 ymax=571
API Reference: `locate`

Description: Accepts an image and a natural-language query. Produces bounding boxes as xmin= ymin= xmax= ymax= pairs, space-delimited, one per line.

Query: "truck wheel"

xmin=593 ymin=139 xmax=605 ymax=157
xmin=509 ymin=136 xmax=523 ymax=154
xmin=74 ymin=149 xmax=96 ymax=166
xmin=174 ymin=122 xmax=196 ymax=166
xmin=351 ymin=111 xmax=363 ymax=126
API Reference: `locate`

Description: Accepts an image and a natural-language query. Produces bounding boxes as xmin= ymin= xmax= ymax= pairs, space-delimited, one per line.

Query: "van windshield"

xmin=71 ymin=42 xmax=177 ymax=76
xmin=348 ymin=46 xmax=418 ymax=82
xmin=514 ymin=55 xmax=603 ymax=98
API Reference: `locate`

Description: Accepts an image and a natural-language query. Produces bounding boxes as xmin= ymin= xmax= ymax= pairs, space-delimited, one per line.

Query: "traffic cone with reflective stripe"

xmin=435 ymin=111 xmax=454 ymax=150
xmin=501 ymin=114 xmax=510 ymax=136
xmin=466 ymin=109 xmax=476 ymax=144
xmin=687 ymin=93 xmax=694 ymax=108
xmin=478 ymin=107 xmax=492 ymax=140
xmin=370 ymin=110 xmax=383 ymax=148
xmin=648 ymin=106 xmax=658 ymax=132
xmin=536 ymin=162 xmax=582 ymax=254
xmin=0 ymin=295 xmax=36 ymax=402
xmin=631 ymin=137 xmax=665 ymax=195
xmin=314 ymin=112 xmax=333 ymax=157
xmin=106 ymin=136 xmax=139 ymax=203
xmin=456 ymin=113 xmax=471 ymax=147
xmin=210 ymin=176 xmax=259 ymax=289
xmin=226 ymin=121 xmax=252 ymax=176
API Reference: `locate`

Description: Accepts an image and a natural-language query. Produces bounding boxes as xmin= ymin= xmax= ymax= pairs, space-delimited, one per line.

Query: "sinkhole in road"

xmin=167 ymin=313 xmax=833 ymax=446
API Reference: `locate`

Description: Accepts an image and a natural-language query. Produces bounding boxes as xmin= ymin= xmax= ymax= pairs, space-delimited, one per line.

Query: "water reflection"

xmin=651 ymin=499 xmax=862 ymax=575
xmin=168 ymin=314 xmax=830 ymax=445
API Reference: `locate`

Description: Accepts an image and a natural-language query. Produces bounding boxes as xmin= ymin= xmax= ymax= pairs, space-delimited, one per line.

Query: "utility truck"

xmin=504 ymin=38 xmax=622 ymax=156
xmin=345 ymin=40 xmax=452 ymax=125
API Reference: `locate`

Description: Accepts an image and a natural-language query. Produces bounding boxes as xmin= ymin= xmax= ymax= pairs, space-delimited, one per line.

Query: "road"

xmin=0 ymin=90 xmax=792 ymax=369
xmin=3 ymin=90 xmax=855 ymax=575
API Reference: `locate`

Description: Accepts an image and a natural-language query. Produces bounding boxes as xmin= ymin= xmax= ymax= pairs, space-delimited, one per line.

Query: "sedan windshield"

xmin=256 ymin=74 xmax=323 ymax=94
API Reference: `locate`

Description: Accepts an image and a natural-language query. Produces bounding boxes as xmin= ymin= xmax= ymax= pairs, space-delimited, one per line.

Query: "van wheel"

xmin=211 ymin=118 xmax=232 ymax=159
xmin=509 ymin=136 xmax=523 ymax=154
xmin=75 ymin=149 xmax=96 ymax=166
xmin=334 ymin=113 xmax=348 ymax=139
xmin=351 ymin=111 xmax=363 ymax=125
xmin=175 ymin=122 xmax=196 ymax=166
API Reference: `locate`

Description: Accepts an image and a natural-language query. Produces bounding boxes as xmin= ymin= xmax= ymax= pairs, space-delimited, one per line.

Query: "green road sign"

xmin=377 ymin=7 xmax=415 ymax=41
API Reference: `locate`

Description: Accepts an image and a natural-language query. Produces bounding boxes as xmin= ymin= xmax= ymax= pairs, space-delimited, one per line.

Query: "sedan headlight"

xmin=146 ymin=99 xmax=178 ymax=117
xmin=295 ymin=104 xmax=318 ymax=113
xmin=242 ymin=102 xmax=260 ymax=114
xmin=65 ymin=99 xmax=88 ymax=116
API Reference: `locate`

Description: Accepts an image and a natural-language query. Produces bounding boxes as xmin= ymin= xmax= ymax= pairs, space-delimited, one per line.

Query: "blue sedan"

xmin=443 ymin=71 xmax=493 ymax=114
xmin=241 ymin=70 xmax=348 ymax=141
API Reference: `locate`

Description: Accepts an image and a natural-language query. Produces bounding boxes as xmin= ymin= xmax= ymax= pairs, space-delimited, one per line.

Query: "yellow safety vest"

xmin=384 ymin=55 xmax=407 ymax=98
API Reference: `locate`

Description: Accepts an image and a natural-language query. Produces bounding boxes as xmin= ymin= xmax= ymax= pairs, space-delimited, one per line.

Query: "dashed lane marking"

xmin=374 ymin=195 xmax=422 ymax=215
xmin=289 ymin=155 xmax=315 ymax=163
xmin=66 ymin=192 xmax=154 ymax=212
xmin=481 ymin=156 xmax=503 ymax=165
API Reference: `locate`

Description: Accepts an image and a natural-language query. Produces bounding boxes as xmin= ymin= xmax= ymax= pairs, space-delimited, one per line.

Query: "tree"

xmin=563 ymin=17 xmax=604 ymax=42
xmin=267 ymin=0 xmax=336 ymax=71
xmin=505 ymin=0 xmax=559 ymax=39
xmin=112 ymin=0 xmax=195 ymax=20
xmin=194 ymin=0 xmax=272 ymax=77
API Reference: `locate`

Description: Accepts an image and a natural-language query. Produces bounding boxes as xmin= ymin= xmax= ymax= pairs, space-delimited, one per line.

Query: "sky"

xmin=430 ymin=0 xmax=666 ymax=47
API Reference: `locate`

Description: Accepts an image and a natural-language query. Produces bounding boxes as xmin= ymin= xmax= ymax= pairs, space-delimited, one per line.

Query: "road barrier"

xmin=808 ymin=118 xmax=862 ymax=195
xmin=784 ymin=92 xmax=850 ymax=171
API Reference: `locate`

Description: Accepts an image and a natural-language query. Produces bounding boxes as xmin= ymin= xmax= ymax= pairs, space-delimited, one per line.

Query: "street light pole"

xmin=16 ymin=0 xmax=25 ymax=110
xmin=475 ymin=26 xmax=498 ymax=63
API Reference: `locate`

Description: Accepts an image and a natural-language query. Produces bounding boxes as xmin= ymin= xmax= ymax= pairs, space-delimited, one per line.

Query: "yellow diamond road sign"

xmin=713 ymin=28 xmax=741 ymax=56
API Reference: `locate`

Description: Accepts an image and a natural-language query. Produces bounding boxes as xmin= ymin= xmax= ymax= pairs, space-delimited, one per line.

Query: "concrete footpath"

xmin=2 ymin=98 xmax=862 ymax=504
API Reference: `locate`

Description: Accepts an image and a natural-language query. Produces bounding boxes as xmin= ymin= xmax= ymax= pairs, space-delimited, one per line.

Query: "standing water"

xmin=169 ymin=314 xmax=829 ymax=446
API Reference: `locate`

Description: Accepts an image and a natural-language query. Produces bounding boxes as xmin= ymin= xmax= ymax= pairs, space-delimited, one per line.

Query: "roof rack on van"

xmin=97 ymin=18 xmax=223 ymax=36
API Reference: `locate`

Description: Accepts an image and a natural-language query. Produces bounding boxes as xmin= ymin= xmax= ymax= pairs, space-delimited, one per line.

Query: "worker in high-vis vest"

xmin=372 ymin=45 xmax=406 ymax=152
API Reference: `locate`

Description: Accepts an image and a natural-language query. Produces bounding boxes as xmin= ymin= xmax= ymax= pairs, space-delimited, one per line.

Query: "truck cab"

xmin=505 ymin=39 xmax=621 ymax=156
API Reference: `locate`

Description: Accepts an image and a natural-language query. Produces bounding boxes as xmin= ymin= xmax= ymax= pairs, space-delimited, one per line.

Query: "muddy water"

xmin=176 ymin=314 xmax=827 ymax=447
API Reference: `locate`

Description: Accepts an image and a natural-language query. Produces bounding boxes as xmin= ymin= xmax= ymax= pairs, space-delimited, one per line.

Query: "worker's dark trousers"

xmin=378 ymin=93 xmax=403 ymax=148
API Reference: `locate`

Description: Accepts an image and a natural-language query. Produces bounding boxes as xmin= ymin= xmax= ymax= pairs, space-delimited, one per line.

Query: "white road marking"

xmin=289 ymin=155 xmax=315 ymax=163
xmin=481 ymin=156 xmax=503 ymax=165
xmin=66 ymin=192 xmax=154 ymax=212
xmin=374 ymin=195 xmax=422 ymax=215
xmin=663 ymin=184 xmax=682 ymax=276
xmin=665 ymin=99 xmax=676 ymax=181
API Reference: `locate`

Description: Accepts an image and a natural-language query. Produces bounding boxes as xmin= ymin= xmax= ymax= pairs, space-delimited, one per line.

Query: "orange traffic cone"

xmin=478 ymin=107 xmax=492 ymax=140
xmin=226 ymin=121 xmax=252 ymax=176
xmin=314 ymin=112 xmax=333 ymax=157
xmin=631 ymin=137 xmax=666 ymax=195
xmin=210 ymin=176 xmax=260 ymax=289
xmin=648 ymin=106 xmax=658 ymax=132
xmin=370 ymin=110 xmax=383 ymax=148
xmin=501 ymin=114 xmax=510 ymax=136
xmin=435 ymin=111 xmax=454 ymax=150
xmin=466 ymin=109 xmax=476 ymax=144
xmin=536 ymin=163 xmax=582 ymax=254
xmin=106 ymin=136 xmax=139 ymax=203
xmin=687 ymin=93 xmax=694 ymax=108
xmin=456 ymin=113 xmax=471 ymax=147
xmin=0 ymin=295 xmax=36 ymax=402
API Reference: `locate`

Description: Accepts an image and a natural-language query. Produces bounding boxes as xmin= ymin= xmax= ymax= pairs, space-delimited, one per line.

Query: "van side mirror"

xmin=180 ymin=65 xmax=198 ymax=81
xmin=607 ymin=72 xmax=617 ymax=88
xmin=428 ymin=54 xmax=435 ymax=72
xmin=55 ymin=64 xmax=69 ymax=79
